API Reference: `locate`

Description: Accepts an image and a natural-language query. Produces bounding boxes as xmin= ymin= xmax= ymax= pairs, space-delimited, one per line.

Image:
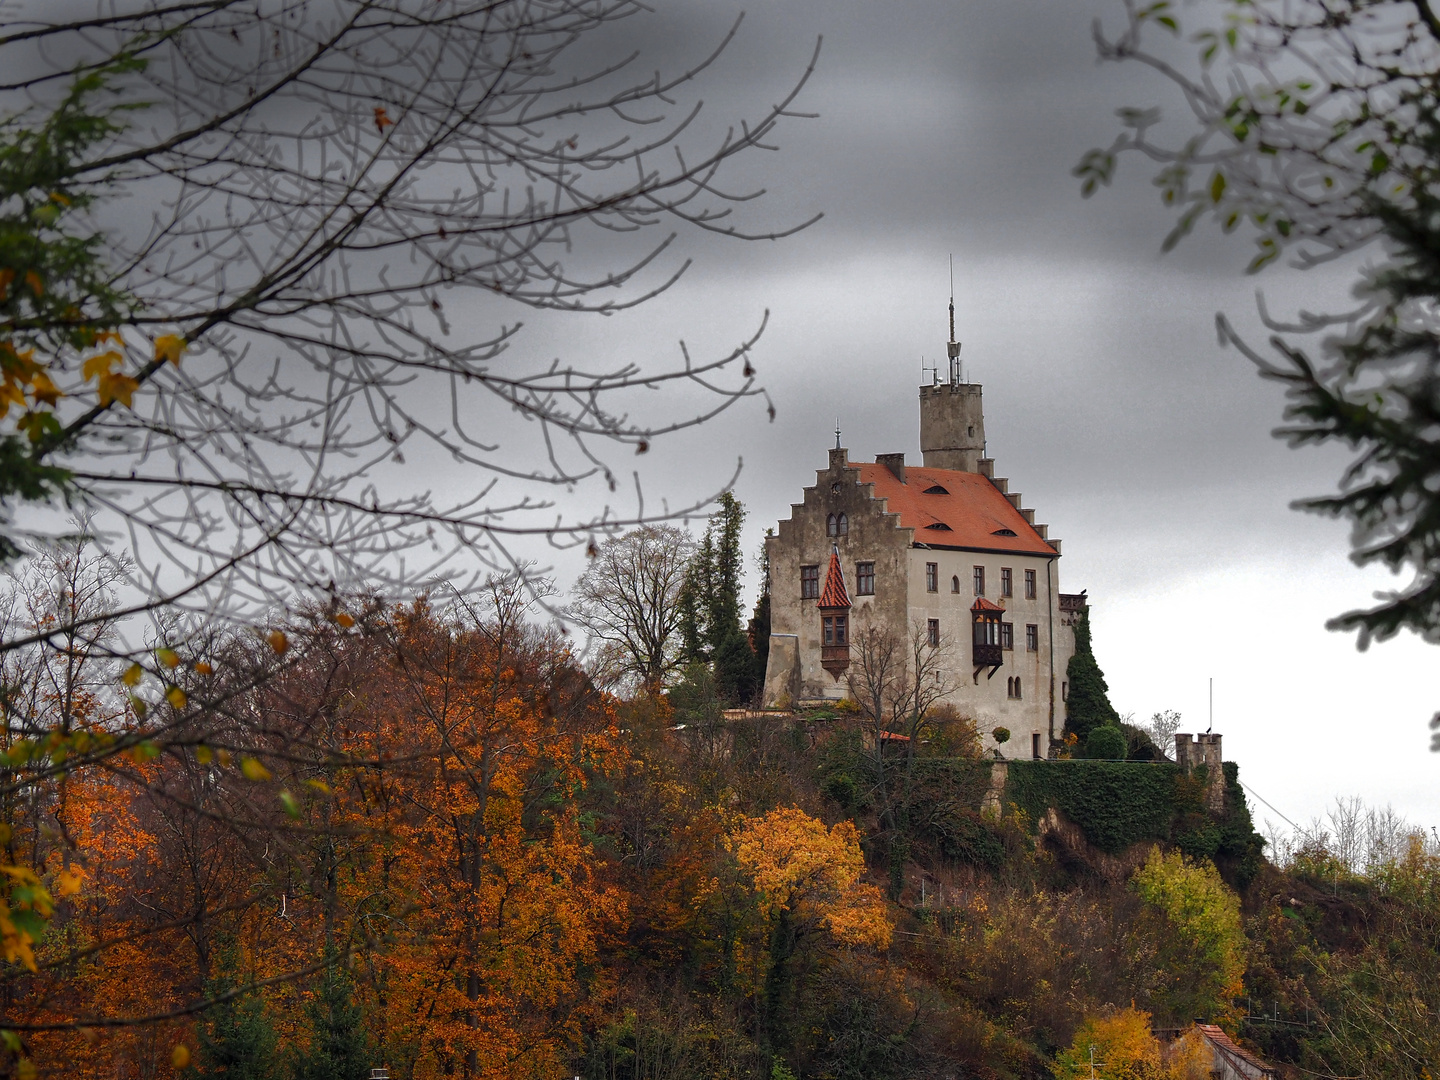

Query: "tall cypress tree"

xmin=1063 ymin=606 xmax=1121 ymax=742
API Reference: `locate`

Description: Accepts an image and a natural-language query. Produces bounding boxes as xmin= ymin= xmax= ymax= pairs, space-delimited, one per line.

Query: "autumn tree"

xmin=728 ymin=807 xmax=891 ymax=1049
xmin=1129 ymin=847 xmax=1245 ymax=1026
xmin=1052 ymin=1008 xmax=1168 ymax=1080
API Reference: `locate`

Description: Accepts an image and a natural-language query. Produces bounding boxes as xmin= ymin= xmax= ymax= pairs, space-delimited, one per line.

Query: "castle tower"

xmin=919 ymin=284 xmax=986 ymax=472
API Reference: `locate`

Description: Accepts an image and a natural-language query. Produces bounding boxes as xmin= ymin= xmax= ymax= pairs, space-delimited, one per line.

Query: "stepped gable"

xmin=849 ymin=463 xmax=1055 ymax=556
xmin=818 ymin=549 xmax=850 ymax=608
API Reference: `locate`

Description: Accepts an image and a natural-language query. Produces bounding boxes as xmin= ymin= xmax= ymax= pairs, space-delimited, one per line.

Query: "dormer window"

xmin=925 ymin=522 xmax=952 ymax=531
xmin=992 ymin=528 xmax=1017 ymax=537
xmin=826 ymin=512 xmax=849 ymax=537
xmin=923 ymin=484 xmax=949 ymax=495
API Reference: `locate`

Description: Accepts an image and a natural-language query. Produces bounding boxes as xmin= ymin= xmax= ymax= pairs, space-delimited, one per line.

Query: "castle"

xmin=761 ymin=317 xmax=1087 ymax=757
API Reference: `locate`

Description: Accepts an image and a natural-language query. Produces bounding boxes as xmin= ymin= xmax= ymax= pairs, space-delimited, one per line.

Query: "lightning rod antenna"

xmin=947 ymin=254 xmax=961 ymax=385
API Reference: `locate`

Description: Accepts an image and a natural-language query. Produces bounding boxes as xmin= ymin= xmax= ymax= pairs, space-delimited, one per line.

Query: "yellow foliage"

xmin=239 ymin=756 xmax=271 ymax=782
xmin=1053 ymin=1008 xmax=1166 ymax=1080
xmin=152 ymin=335 xmax=185 ymax=366
xmin=729 ymin=807 xmax=891 ymax=949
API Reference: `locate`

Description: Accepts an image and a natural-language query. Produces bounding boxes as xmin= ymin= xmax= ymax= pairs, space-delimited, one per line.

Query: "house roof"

xmin=818 ymin=549 xmax=851 ymax=609
xmin=971 ymin=597 xmax=1005 ymax=613
xmin=850 ymin=463 xmax=1056 ymax=556
xmin=1194 ymin=1024 xmax=1278 ymax=1079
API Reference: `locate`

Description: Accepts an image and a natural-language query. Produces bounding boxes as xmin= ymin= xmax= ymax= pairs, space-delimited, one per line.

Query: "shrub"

xmin=1084 ymin=725 xmax=1128 ymax=761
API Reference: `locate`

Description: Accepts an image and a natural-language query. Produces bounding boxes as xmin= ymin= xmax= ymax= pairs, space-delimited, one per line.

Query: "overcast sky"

xmin=478 ymin=0 xmax=1439 ymax=836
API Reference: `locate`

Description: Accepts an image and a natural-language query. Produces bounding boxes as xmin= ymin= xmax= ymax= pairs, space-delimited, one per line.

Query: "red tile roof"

xmin=818 ymin=549 xmax=851 ymax=608
xmin=850 ymin=463 xmax=1056 ymax=556
xmin=1194 ymin=1024 xmax=1278 ymax=1079
xmin=971 ymin=597 xmax=1005 ymax=613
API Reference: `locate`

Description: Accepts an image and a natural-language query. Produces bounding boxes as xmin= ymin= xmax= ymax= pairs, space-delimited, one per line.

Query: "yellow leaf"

xmin=16 ymin=1057 xmax=35 ymax=1080
xmin=156 ymin=648 xmax=180 ymax=669
xmin=333 ymin=612 xmax=355 ymax=628
xmin=97 ymin=372 xmax=139 ymax=408
xmin=166 ymin=685 xmax=187 ymax=709
xmin=195 ymin=745 xmax=214 ymax=765
xmin=55 ymin=866 xmax=83 ymax=897
xmin=217 ymin=749 xmax=232 ymax=767
xmin=267 ymin=630 xmax=289 ymax=655
xmin=193 ymin=661 xmax=213 ymax=675
xmin=171 ymin=1044 xmax=191 ymax=1069
xmin=154 ymin=335 xmax=186 ymax=365
xmin=29 ymin=371 xmax=61 ymax=406
xmin=122 ymin=663 xmax=144 ymax=687
xmin=305 ymin=778 xmax=331 ymax=794
xmin=240 ymin=757 xmax=272 ymax=782
xmin=82 ymin=351 xmax=121 ymax=382
xmin=23 ymin=271 xmax=42 ymax=297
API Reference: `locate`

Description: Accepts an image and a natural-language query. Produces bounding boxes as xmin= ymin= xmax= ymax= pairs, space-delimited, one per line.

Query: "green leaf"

xmin=1210 ymin=172 xmax=1227 ymax=203
xmin=278 ymin=790 xmax=301 ymax=819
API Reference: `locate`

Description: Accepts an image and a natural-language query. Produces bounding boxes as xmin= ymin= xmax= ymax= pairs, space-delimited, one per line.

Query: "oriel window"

xmin=823 ymin=614 xmax=848 ymax=646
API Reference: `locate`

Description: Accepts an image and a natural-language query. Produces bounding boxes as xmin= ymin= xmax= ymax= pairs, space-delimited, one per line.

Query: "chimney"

xmin=876 ymin=453 xmax=906 ymax=483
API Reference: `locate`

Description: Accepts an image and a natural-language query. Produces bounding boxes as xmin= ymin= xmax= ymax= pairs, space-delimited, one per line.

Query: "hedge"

xmin=1004 ymin=760 xmax=1180 ymax=854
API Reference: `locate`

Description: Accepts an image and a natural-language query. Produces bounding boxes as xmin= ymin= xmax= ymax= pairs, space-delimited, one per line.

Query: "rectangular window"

xmin=1032 ymin=733 xmax=1042 ymax=759
xmin=1025 ymin=624 xmax=1038 ymax=652
xmin=801 ymin=565 xmax=819 ymax=599
xmin=927 ymin=619 xmax=940 ymax=647
xmin=1061 ymin=680 xmax=1068 ymax=701
xmin=926 ymin=562 xmax=938 ymax=593
xmin=823 ymin=614 xmax=848 ymax=646
xmin=973 ymin=565 xmax=985 ymax=596
xmin=856 ymin=562 xmax=875 ymax=596
xmin=1000 ymin=622 xmax=1014 ymax=650
xmin=1001 ymin=567 xmax=1013 ymax=597
xmin=1024 ymin=568 xmax=1036 ymax=599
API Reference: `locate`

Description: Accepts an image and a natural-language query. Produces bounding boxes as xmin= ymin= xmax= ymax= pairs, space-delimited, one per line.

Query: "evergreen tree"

xmin=196 ymin=950 xmax=278 ymax=1080
xmin=748 ymin=531 xmax=773 ymax=666
xmin=678 ymin=529 xmax=715 ymax=664
xmin=1063 ymin=606 xmax=1120 ymax=742
xmin=677 ymin=493 xmax=760 ymax=703
xmin=707 ymin=493 xmax=745 ymax=643
xmin=290 ymin=959 xmax=368 ymax=1080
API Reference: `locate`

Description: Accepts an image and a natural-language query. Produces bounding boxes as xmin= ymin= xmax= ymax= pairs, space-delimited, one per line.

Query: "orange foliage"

xmin=729 ymin=806 xmax=891 ymax=950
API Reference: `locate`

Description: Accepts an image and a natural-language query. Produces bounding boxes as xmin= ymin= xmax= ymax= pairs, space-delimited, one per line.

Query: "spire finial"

xmin=834 ymin=418 xmax=842 ymax=450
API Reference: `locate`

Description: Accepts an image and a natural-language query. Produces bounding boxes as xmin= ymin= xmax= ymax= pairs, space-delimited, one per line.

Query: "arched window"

xmin=826 ymin=513 xmax=836 ymax=537
xmin=951 ymin=575 xmax=960 ymax=594
xmin=1015 ymin=677 xmax=1022 ymax=700
xmin=836 ymin=512 xmax=848 ymax=536
xmin=1006 ymin=677 xmax=1014 ymax=699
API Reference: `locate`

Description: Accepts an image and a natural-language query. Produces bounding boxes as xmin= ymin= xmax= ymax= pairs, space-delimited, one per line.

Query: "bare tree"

xmin=0 ymin=0 xmax=820 ymax=655
xmin=569 ymin=524 xmax=693 ymax=694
